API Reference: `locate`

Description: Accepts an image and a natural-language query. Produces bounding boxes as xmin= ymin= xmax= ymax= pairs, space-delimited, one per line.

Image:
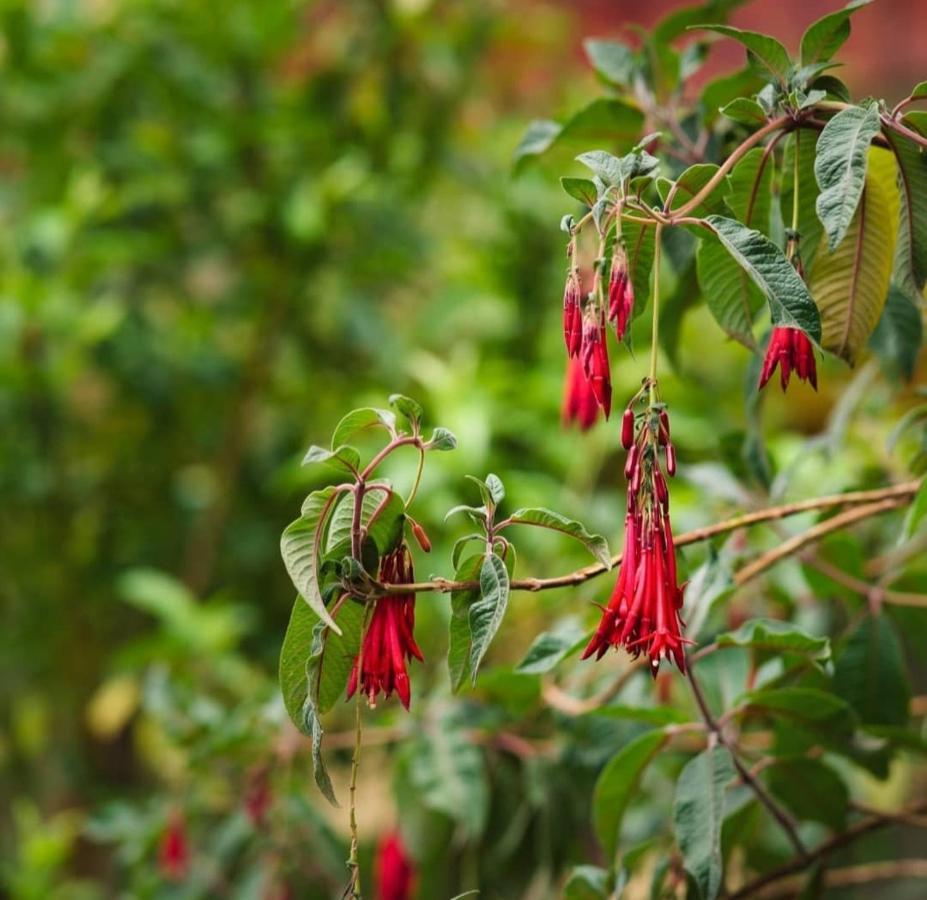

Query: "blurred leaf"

xmin=696 ymin=26 xmax=791 ymax=85
xmin=515 ymin=623 xmax=586 ymax=674
xmin=869 ymin=285 xmax=923 ymax=381
xmin=740 ymin=687 xmax=857 ymax=743
xmin=715 ymin=619 xmax=830 ymax=661
xmin=673 ymin=745 xmax=734 ymax=900
xmin=564 ymin=864 xmax=611 ymax=899
xmin=766 ymin=757 xmax=848 ymax=829
xmin=506 ymin=507 xmax=611 ymax=567
xmin=584 ymin=39 xmax=636 ymax=88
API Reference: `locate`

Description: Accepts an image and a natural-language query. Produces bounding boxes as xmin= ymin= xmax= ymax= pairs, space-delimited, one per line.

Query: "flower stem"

xmin=648 ymin=224 xmax=663 ymax=406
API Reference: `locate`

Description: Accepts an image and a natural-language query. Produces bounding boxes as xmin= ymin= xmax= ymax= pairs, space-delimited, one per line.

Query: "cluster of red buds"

xmin=562 ymin=236 xmax=634 ymax=428
xmin=758 ymin=326 xmax=817 ymax=391
xmin=347 ymin=545 xmax=423 ymax=709
xmin=582 ymin=396 xmax=690 ymax=676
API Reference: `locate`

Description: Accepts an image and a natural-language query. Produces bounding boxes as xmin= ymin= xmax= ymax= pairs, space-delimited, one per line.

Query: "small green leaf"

xmin=388 ymin=393 xmax=424 ymax=431
xmin=281 ymin=486 xmax=342 ymax=633
xmin=800 ymin=0 xmax=871 ymax=67
xmin=814 ymin=102 xmax=881 ymax=250
xmin=766 ymin=757 xmax=848 ymax=830
xmin=720 ymin=96 xmax=767 ymax=126
xmin=912 ymin=81 xmax=927 ymax=100
xmin=468 ymin=553 xmax=511 ymax=684
xmin=705 ymin=215 xmax=822 ymax=341
xmin=445 ymin=504 xmax=488 ymax=526
xmin=452 ymin=533 xmax=486 ymax=569
xmin=695 ymin=25 xmax=791 ymax=85
xmin=426 ymin=426 xmax=457 ymax=451
xmin=811 ymin=74 xmax=851 ymax=102
xmin=834 ymin=615 xmax=911 ymax=727
xmin=584 ymin=38 xmax=636 ymax=87
xmin=331 ymin=407 xmax=396 ymax=448
xmin=564 ymin=865 xmax=611 ymax=900
xmin=700 ymin=67 xmax=766 ymax=124
xmin=673 ymin=745 xmax=734 ymax=900
xmin=515 ymin=624 xmax=586 ymax=674
xmin=506 ymin=507 xmax=611 ymax=567
xmin=576 ymin=150 xmax=624 ymax=186
xmin=301 ymin=444 xmax=360 ymax=475
xmin=716 ymin=619 xmax=830 ymax=660
xmin=594 ymin=729 xmax=668 ymax=861
xmin=561 ymin=176 xmax=599 ymax=207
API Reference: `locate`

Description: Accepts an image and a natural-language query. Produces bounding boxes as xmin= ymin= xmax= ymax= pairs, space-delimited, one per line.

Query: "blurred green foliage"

xmin=1 ymin=1 xmax=926 ymax=898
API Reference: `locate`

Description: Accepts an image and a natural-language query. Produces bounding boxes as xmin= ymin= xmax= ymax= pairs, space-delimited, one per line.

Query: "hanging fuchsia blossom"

xmin=580 ymin=314 xmax=612 ymax=418
xmin=562 ymin=266 xmax=583 ymax=358
xmin=759 ymin=327 xmax=817 ymax=391
xmin=562 ymin=356 xmax=599 ymax=431
xmin=607 ymin=242 xmax=634 ymax=341
xmin=582 ymin=403 xmax=689 ymax=675
xmin=158 ymin=811 xmax=189 ymax=881
xmin=376 ymin=830 xmax=415 ymax=900
xmin=347 ymin=546 xmax=424 ymax=709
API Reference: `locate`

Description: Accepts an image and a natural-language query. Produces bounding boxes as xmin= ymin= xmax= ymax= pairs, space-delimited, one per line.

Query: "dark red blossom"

xmin=580 ymin=315 xmax=612 ymax=418
xmin=347 ymin=546 xmax=424 ymax=709
xmin=562 ymin=267 xmax=583 ymax=358
xmin=158 ymin=811 xmax=189 ymax=882
xmin=607 ymin=243 xmax=634 ymax=341
xmin=582 ymin=405 xmax=689 ymax=675
xmin=758 ymin=327 xmax=817 ymax=391
xmin=376 ymin=830 xmax=414 ymax=900
xmin=562 ymin=356 xmax=599 ymax=431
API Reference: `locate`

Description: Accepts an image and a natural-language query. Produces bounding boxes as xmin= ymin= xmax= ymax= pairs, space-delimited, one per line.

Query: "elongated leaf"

xmin=561 ymin=176 xmax=599 ymax=207
xmin=622 ymin=216 xmax=657 ymax=321
xmin=674 ymin=746 xmax=734 ymax=900
xmin=468 ymin=553 xmax=510 ymax=684
xmin=331 ymin=407 xmax=395 ymax=448
xmin=809 ymin=148 xmax=899 ymax=364
xmin=741 ymin=687 xmax=857 ymax=742
xmin=564 ymin=865 xmax=611 ymax=900
xmin=721 ymin=97 xmax=767 ymax=126
xmin=814 ymin=102 xmax=881 ymax=250
xmin=507 ymin=507 xmax=611 ymax=567
xmin=884 ymin=114 xmax=927 ymax=301
xmin=584 ymin=39 xmax=637 ymax=87
xmin=781 ymin=130 xmax=823 ymax=273
xmin=705 ymin=215 xmax=822 ymax=341
xmin=800 ymin=0 xmax=871 ymax=66
xmin=834 ymin=615 xmax=911 ymax=727
xmin=716 ymin=618 xmax=830 ymax=661
xmin=696 ymin=26 xmax=791 ymax=84
xmin=301 ymin=444 xmax=360 ymax=475
xmin=278 ymin=598 xmax=337 ymax=804
xmin=447 ymin=554 xmax=483 ymax=691
xmin=594 ymin=729 xmax=668 ymax=860
xmin=281 ymin=486 xmax=342 ymax=633
xmin=870 ymin=284 xmax=924 ymax=381
xmin=515 ymin=624 xmax=586 ymax=674
xmin=766 ymin=757 xmax=848 ymax=830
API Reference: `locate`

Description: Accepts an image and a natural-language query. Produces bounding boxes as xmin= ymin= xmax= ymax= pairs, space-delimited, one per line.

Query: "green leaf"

xmin=673 ymin=745 xmax=734 ymax=900
xmin=316 ymin=600 xmax=365 ymax=714
xmin=811 ymin=74 xmax=851 ymax=102
xmin=782 ymin=130 xmax=824 ymax=273
xmin=800 ymin=0 xmax=871 ymax=67
xmin=506 ymin=507 xmax=611 ymax=567
xmin=564 ymin=865 xmax=611 ymax=900
xmin=727 ymin=146 xmax=774 ymax=236
xmin=716 ymin=618 xmax=830 ymax=661
xmin=622 ymin=217 xmax=657 ymax=322
xmin=278 ymin=598 xmax=337 ymax=804
xmin=281 ymin=486 xmax=342 ymax=633
xmin=388 ymin=393 xmax=423 ymax=431
xmin=903 ymin=480 xmax=927 ymax=538
xmin=834 ymin=615 xmax=911 ymax=727
xmin=584 ymin=39 xmax=636 ymax=87
xmin=325 ymin=487 xmax=405 ymax=561
xmin=655 ymin=0 xmax=750 ymax=43
xmin=696 ymin=26 xmax=791 ymax=85
xmin=814 ymin=102 xmax=881 ymax=250
xmin=561 ymin=176 xmax=599 ymax=207
xmin=911 ymin=81 xmax=927 ymax=100
xmin=409 ymin=710 xmax=488 ymax=837
xmin=720 ymin=97 xmax=767 ymax=126
xmin=331 ymin=407 xmax=395 ymax=448
xmin=766 ymin=758 xmax=848 ymax=830
xmin=700 ymin=68 xmax=766 ymax=125
xmin=451 ymin=533 xmax=485 ymax=569
xmin=809 ymin=148 xmax=899 ymax=364
xmin=870 ymin=284 xmax=924 ymax=381
xmin=740 ymin=687 xmax=857 ymax=742
xmin=301 ymin=444 xmax=360 ymax=475
xmin=515 ymin=624 xmax=586 ymax=674
xmin=884 ymin=114 xmax=927 ymax=302
xmin=705 ymin=215 xmax=822 ymax=341
xmin=447 ymin=554 xmax=483 ymax=692
xmin=659 ymin=163 xmax=728 ymax=218
xmin=594 ymin=729 xmax=668 ymax=860
xmin=468 ymin=553 xmax=510 ymax=684
xmin=512 ymin=119 xmax=561 ymax=168
xmin=426 ymin=426 xmax=457 ymax=451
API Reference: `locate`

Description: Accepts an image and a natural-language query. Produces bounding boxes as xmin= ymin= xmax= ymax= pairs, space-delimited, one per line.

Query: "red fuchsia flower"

xmin=562 ymin=355 xmax=599 ymax=431
xmin=562 ymin=265 xmax=583 ymax=358
xmin=580 ymin=313 xmax=612 ymax=418
xmin=158 ymin=811 xmax=189 ymax=882
xmin=376 ymin=830 xmax=415 ymax=900
xmin=582 ymin=403 xmax=690 ymax=676
xmin=759 ymin=327 xmax=817 ymax=391
xmin=347 ymin=545 xmax=424 ymax=709
xmin=607 ymin=243 xmax=634 ymax=341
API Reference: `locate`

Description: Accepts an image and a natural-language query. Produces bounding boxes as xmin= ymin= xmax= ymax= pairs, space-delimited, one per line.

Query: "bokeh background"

xmin=1 ymin=0 xmax=925 ymax=897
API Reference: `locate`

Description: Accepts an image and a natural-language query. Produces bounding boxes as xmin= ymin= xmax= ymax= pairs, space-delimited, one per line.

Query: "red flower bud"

xmin=409 ymin=519 xmax=431 ymax=553
xmin=624 ymin=444 xmax=640 ymax=481
xmin=580 ymin=317 xmax=611 ymax=418
xmin=659 ymin=409 xmax=670 ymax=445
xmin=562 ymin=270 xmax=582 ymax=358
xmin=562 ymin=356 xmax=599 ymax=431
xmin=665 ymin=443 xmax=676 ymax=477
xmin=620 ymin=408 xmax=635 ymax=450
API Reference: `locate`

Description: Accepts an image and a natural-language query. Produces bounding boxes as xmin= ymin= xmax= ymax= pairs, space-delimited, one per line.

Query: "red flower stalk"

xmin=347 ymin=545 xmax=424 ymax=709
xmin=758 ymin=327 xmax=817 ymax=391
xmin=376 ymin=830 xmax=415 ymax=900
xmin=580 ymin=314 xmax=612 ymax=418
xmin=562 ymin=267 xmax=583 ymax=358
xmin=562 ymin=356 xmax=599 ymax=431
xmin=158 ymin=811 xmax=189 ymax=882
xmin=582 ymin=404 xmax=689 ymax=676
xmin=607 ymin=243 xmax=634 ymax=341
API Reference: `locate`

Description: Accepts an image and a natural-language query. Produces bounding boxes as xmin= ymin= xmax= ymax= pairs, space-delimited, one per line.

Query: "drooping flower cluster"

xmin=561 ymin=235 xmax=635 ymax=426
xmin=582 ymin=401 xmax=689 ymax=675
xmin=759 ymin=326 xmax=817 ymax=391
xmin=376 ymin=830 xmax=415 ymax=900
xmin=347 ymin=545 xmax=423 ymax=709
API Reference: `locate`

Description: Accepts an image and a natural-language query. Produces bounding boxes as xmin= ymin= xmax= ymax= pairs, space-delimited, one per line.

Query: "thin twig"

xmin=747 ymin=859 xmax=927 ymax=899
xmin=541 ymin=658 xmax=647 ymax=715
